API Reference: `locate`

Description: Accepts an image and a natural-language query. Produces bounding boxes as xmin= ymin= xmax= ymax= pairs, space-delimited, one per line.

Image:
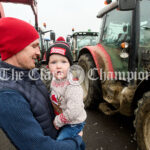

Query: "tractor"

xmin=78 ymin=0 xmax=150 ymax=149
xmin=67 ymin=31 xmax=98 ymax=62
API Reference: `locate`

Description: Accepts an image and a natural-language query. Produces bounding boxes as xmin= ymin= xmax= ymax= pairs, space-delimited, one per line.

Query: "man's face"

xmin=48 ymin=54 xmax=70 ymax=80
xmin=15 ymin=39 xmax=40 ymax=69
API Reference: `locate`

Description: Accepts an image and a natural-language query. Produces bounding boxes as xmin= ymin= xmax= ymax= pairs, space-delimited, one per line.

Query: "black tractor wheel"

xmin=78 ymin=53 xmax=101 ymax=109
xmin=134 ymin=91 xmax=150 ymax=150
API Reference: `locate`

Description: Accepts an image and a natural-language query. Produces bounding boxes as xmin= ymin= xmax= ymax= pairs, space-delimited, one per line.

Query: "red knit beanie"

xmin=46 ymin=42 xmax=73 ymax=66
xmin=0 ymin=17 xmax=39 ymax=61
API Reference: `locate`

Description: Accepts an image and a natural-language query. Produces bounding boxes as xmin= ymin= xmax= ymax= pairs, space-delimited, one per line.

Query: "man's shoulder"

xmin=0 ymin=89 xmax=25 ymax=101
xmin=0 ymin=89 xmax=29 ymax=111
xmin=0 ymin=89 xmax=20 ymax=94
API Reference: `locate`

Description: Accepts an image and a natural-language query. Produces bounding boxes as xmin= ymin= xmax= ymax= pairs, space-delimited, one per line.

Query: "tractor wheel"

xmin=78 ymin=53 xmax=101 ymax=109
xmin=134 ymin=91 xmax=150 ymax=150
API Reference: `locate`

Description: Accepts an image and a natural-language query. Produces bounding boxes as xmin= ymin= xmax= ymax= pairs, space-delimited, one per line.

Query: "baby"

xmin=46 ymin=42 xmax=87 ymax=140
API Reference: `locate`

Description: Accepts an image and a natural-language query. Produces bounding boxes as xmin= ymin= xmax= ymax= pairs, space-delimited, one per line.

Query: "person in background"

xmin=56 ymin=36 xmax=66 ymax=42
xmin=46 ymin=42 xmax=87 ymax=146
xmin=0 ymin=17 xmax=83 ymax=150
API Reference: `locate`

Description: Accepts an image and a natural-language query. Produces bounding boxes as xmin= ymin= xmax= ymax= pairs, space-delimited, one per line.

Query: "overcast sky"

xmin=2 ymin=0 xmax=105 ymax=38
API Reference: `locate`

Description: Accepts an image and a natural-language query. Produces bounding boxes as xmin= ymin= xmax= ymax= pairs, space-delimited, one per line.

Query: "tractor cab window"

xmin=77 ymin=35 xmax=98 ymax=50
xmin=101 ymin=10 xmax=131 ymax=46
xmin=140 ymin=0 xmax=150 ymax=46
xmin=139 ymin=0 xmax=150 ymax=71
xmin=100 ymin=9 xmax=132 ymax=73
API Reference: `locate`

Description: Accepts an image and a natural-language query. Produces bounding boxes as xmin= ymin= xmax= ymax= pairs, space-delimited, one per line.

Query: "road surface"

xmin=83 ymin=109 xmax=137 ymax=150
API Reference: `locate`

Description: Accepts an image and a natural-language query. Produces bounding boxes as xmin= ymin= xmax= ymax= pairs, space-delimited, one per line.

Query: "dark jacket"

xmin=0 ymin=61 xmax=57 ymax=138
xmin=0 ymin=61 xmax=82 ymax=150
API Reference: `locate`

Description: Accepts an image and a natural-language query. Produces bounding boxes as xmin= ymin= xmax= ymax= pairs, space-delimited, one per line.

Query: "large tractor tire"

xmin=134 ymin=91 xmax=150 ymax=150
xmin=78 ymin=53 xmax=101 ymax=109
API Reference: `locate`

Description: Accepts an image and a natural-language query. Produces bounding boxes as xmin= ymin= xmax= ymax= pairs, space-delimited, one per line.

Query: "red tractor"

xmin=78 ymin=0 xmax=150 ymax=149
xmin=0 ymin=0 xmax=38 ymax=29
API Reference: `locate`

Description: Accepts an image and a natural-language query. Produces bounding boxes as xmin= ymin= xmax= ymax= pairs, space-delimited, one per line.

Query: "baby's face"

xmin=48 ymin=54 xmax=70 ymax=80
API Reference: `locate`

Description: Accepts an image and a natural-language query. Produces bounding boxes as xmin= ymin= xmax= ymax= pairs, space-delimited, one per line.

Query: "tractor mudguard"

xmin=79 ymin=43 xmax=115 ymax=79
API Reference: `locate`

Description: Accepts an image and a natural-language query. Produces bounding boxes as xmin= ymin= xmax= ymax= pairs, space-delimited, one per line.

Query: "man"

xmin=0 ymin=17 xmax=83 ymax=150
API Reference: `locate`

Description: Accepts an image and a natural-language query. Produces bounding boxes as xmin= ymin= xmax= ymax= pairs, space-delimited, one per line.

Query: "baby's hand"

xmin=78 ymin=131 xmax=83 ymax=137
xmin=53 ymin=121 xmax=59 ymax=130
